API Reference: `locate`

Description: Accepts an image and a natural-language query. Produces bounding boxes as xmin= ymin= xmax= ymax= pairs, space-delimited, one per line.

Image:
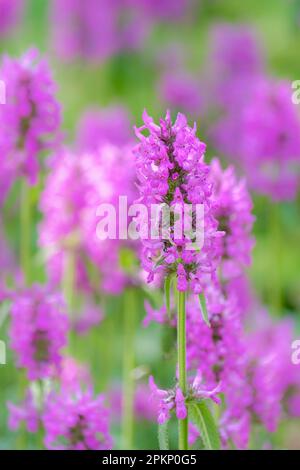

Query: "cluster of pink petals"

xmin=7 ymin=357 xmax=108 ymax=447
xmin=39 ymin=143 xmax=136 ymax=295
xmin=186 ymin=291 xmax=246 ymax=385
xmin=43 ymin=390 xmax=112 ymax=450
xmin=9 ymin=284 xmax=69 ymax=380
xmin=149 ymin=373 xmax=221 ymax=426
xmin=210 ymin=158 xmax=255 ymax=282
xmin=0 ymin=49 xmax=61 ymax=203
xmin=0 ymin=0 xmax=23 ymax=37
xmin=149 ymin=376 xmax=187 ymax=425
xmin=133 ymin=110 xmax=223 ymax=293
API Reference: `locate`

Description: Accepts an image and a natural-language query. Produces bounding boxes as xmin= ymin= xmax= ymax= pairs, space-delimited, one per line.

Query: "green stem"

xmin=177 ymin=289 xmax=188 ymax=450
xmin=270 ymin=202 xmax=282 ymax=315
xmin=20 ymin=179 xmax=31 ymax=285
xmin=62 ymin=249 xmax=76 ymax=312
xmin=62 ymin=249 xmax=76 ymax=352
xmin=121 ymin=288 xmax=136 ymax=450
xmin=18 ymin=179 xmax=32 ymax=449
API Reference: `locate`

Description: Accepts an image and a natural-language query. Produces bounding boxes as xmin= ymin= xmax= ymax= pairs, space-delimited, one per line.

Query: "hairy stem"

xmin=121 ymin=287 xmax=136 ymax=450
xmin=177 ymin=289 xmax=188 ymax=450
xmin=62 ymin=249 xmax=76 ymax=352
xmin=271 ymin=202 xmax=282 ymax=315
xmin=20 ymin=179 xmax=31 ymax=285
xmin=62 ymin=249 xmax=76 ymax=312
xmin=18 ymin=179 xmax=32 ymax=448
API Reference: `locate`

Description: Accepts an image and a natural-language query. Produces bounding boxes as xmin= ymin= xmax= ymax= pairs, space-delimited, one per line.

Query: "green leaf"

xmin=164 ymin=275 xmax=172 ymax=319
xmin=158 ymin=421 xmax=169 ymax=450
xmin=198 ymin=293 xmax=210 ymax=327
xmin=188 ymin=401 xmax=220 ymax=450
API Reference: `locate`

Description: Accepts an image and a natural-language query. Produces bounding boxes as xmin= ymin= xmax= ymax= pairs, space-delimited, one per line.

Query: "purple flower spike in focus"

xmin=0 ymin=49 xmax=61 ymax=200
xmin=133 ymin=110 xmax=223 ymax=294
xmin=43 ymin=390 xmax=112 ymax=450
xmin=9 ymin=284 xmax=69 ymax=380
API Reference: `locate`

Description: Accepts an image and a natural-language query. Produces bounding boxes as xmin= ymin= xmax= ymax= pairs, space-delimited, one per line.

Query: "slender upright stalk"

xmin=121 ymin=287 xmax=136 ymax=450
xmin=62 ymin=249 xmax=76 ymax=351
xmin=270 ymin=202 xmax=282 ymax=315
xmin=62 ymin=249 xmax=76 ymax=311
xmin=18 ymin=179 xmax=32 ymax=449
xmin=20 ymin=179 xmax=31 ymax=285
xmin=177 ymin=289 xmax=188 ymax=450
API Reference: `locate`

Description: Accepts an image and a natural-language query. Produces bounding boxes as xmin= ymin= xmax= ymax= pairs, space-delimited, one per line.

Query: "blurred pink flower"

xmin=50 ymin=0 xmax=150 ymax=62
xmin=149 ymin=375 xmax=186 ymax=425
xmin=58 ymin=357 xmax=93 ymax=392
xmin=43 ymin=390 xmax=112 ymax=450
xmin=159 ymin=72 xmax=203 ymax=117
xmin=9 ymin=284 xmax=69 ymax=380
xmin=76 ymin=105 xmax=132 ymax=151
xmin=210 ymin=157 xmax=255 ymax=282
xmin=0 ymin=49 xmax=61 ymax=201
xmin=39 ymin=144 xmax=137 ymax=295
xmin=0 ymin=0 xmax=23 ymax=37
xmin=8 ymin=389 xmax=39 ymax=433
xmin=212 ymin=76 xmax=300 ymax=201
